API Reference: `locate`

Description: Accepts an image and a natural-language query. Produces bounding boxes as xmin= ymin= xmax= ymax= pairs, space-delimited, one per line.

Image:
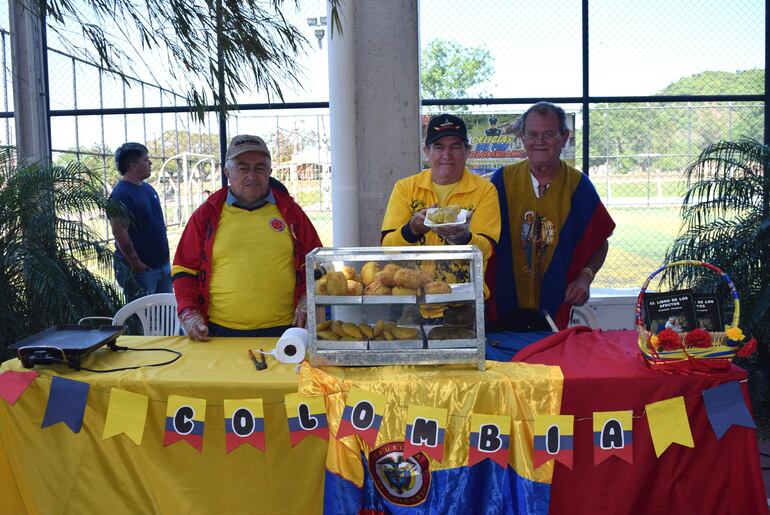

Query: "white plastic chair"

xmin=568 ymin=304 xmax=601 ymax=329
xmin=79 ymin=293 xmax=181 ymax=336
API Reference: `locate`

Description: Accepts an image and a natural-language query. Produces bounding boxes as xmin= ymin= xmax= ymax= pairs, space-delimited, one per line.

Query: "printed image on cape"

xmin=489 ymin=161 xmax=615 ymax=329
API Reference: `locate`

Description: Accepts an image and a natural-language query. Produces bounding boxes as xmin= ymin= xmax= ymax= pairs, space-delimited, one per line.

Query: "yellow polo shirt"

xmin=208 ymin=203 xmax=295 ymax=329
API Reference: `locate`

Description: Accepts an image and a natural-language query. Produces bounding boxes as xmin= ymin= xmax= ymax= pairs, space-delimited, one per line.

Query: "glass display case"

xmin=306 ymin=245 xmax=485 ymax=370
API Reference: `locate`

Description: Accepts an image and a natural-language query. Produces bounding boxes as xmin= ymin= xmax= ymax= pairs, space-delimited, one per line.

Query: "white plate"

xmin=423 ymin=208 xmax=467 ymax=228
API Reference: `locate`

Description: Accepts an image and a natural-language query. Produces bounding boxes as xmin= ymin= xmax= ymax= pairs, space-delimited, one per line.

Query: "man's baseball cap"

xmin=425 ymin=114 xmax=468 ymax=146
xmin=226 ymin=134 xmax=271 ymax=160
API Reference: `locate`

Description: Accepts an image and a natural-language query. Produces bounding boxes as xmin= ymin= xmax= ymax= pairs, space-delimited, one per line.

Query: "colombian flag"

xmin=223 ymin=398 xmax=265 ymax=453
xmin=285 ymin=393 xmax=328 ymax=447
xmin=337 ymin=388 xmax=386 ymax=448
xmin=163 ymin=394 xmax=206 ymax=451
xmin=489 ymin=161 xmax=615 ymax=329
xmin=533 ymin=414 xmax=574 ymax=469
xmin=300 ymin=361 xmax=562 ymax=514
xmin=468 ymin=413 xmax=511 ymax=468
xmin=593 ymin=410 xmax=633 ymax=465
xmin=403 ymin=405 xmax=447 ymax=462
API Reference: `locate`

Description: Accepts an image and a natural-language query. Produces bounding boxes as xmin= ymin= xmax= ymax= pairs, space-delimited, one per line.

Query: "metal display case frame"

xmin=306 ymin=245 xmax=485 ymax=370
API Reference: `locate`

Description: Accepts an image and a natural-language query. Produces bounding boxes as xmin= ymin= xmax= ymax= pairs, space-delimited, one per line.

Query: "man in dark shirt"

xmin=108 ymin=142 xmax=172 ymax=302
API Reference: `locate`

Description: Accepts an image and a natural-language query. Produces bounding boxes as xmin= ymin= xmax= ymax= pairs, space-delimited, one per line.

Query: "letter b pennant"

xmin=468 ymin=413 xmax=511 ymax=468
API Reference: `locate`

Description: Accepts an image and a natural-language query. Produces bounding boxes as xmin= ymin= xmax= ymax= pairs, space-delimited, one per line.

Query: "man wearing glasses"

xmin=108 ymin=142 xmax=172 ymax=303
xmin=381 ymin=114 xmax=500 ymax=300
xmin=172 ymin=135 xmax=322 ymax=340
xmin=489 ymin=102 xmax=615 ymax=330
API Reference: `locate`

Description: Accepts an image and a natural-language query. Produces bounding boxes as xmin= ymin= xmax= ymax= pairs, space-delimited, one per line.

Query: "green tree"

xmin=44 ymin=1 xmax=343 ymax=121
xmin=0 ymin=146 xmax=122 ymax=354
xmin=421 ymin=39 xmax=493 ymax=111
xmin=55 ymin=144 xmax=119 ymax=187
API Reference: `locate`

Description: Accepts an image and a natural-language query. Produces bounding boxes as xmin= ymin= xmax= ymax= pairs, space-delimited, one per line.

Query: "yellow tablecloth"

xmin=0 ymin=336 xmax=327 ymax=515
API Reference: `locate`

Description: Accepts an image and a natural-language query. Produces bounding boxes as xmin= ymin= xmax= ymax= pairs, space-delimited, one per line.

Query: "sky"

xmin=0 ymin=0 xmax=765 ymax=150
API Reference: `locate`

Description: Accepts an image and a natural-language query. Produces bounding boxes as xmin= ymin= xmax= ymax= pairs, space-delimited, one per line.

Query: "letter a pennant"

xmin=336 ymin=388 xmax=386 ymax=448
xmin=285 ymin=393 xmax=328 ymax=447
xmin=646 ymin=396 xmax=693 ymax=458
xmin=403 ymin=405 xmax=448 ymax=462
xmin=223 ymin=399 xmax=265 ymax=454
xmin=163 ymin=394 xmax=206 ymax=452
xmin=103 ymin=388 xmax=149 ymax=445
xmin=468 ymin=413 xmax=511 ymax=468
xmin=533 ymin=414 xmax=574 ymax=469
xmin=593 ymin=410 xmax=633 ymax=465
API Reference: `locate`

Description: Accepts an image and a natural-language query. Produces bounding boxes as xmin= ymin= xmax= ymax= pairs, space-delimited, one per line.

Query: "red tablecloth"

xmin=514 ymin=327 xmax=768 ymax=515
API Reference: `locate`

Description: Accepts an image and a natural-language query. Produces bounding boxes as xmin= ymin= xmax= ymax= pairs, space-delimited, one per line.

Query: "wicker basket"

xmin=635 ymin=260 xmax=745 ymax=373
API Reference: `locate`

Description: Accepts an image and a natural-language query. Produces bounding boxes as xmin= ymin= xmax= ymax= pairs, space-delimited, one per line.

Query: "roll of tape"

xmin=273 ymin=327 xmax=308 ymax=364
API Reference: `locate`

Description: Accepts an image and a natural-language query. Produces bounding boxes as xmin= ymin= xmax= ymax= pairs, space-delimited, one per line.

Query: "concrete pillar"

xmin=328 ymin=0 xmax=421 ymax=246
xmin=9 ymin=0 xmax=50 ymax=166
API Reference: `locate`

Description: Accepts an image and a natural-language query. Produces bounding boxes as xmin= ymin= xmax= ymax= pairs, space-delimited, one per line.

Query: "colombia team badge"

xmin=369 ymin=441 xmax=431 ymax=507
xmin=269 ymin=217 xmax=286 ymax=232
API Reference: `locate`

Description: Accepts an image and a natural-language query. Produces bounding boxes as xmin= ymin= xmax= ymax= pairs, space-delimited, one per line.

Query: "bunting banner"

xmin=593 ymin=410 xmax=633 ymax=465
xmin=533 ymin=414 xmax=574 ymax=469
xmin=103 ymin=388 xmax=149 ymax=445
xmin=468 ymin=413 xmax=511 ymax=468
xmin=646 ymin=396 xmax=693 ymax=457
xmin=0 ymin=370 xmax=38 ymax=405
xmin=163 ymin=394 xmax=206 ymax=451
xmin=337 ymin=388 xmax=386 ymax=447
xmin=285 ymin=393 xmax=328 ymax=447
xmin=703 ymin=381 xmax=756 ymax=439
xmin=223 ymin=398 xmax=265 ymax=453
xmin=403 ymin=405 xmax=448 ymax=462
xmin=42 ymin=376 xmax=89 ymax=433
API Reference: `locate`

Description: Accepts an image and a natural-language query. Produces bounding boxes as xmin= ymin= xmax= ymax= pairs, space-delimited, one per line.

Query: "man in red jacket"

xmin=172 ymin=135 xmax=322 ymax=340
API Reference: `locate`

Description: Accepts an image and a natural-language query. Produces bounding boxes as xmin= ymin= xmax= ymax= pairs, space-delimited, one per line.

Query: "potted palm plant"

xmin=0 ymin=147 xmax=122 ymax=358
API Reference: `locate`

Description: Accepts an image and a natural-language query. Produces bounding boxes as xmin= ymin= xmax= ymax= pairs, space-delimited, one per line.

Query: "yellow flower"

xmin=725 ymin=326 xmax=744 ymax=341
xmin=649 ymin=335 xmax=660 ymax=350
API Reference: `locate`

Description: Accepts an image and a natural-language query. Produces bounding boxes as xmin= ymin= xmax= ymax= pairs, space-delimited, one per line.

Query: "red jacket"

xmin=172 ymin=186 xmax=322 ymax=321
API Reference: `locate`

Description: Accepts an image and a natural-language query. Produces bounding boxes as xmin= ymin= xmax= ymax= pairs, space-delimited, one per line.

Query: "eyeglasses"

xmin=521 ymin=131 xmax=563 ymax=142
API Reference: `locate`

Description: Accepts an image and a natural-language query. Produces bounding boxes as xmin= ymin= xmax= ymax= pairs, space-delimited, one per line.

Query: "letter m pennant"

xmin=403 ymin=405 xmax=448 ymax=463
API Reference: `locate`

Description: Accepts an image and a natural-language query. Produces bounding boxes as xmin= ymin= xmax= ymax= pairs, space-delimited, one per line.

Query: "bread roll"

xmin=424 ymin=281 xmax=452 ymax=294
xmin=374 ymin=270 xmax=396 ymax=287
xmin=346 ymin=280 xmax=364 ymax=296
xmin=383 ymin=263 xmax=402 ymax=275
xmin=393 ymin=268 xmax=423 ymax=289
xmin=392 ymin=286 xmax=418 ymax=296
xmin=341 ymin=265 xmax=360 ymax=281
xmin=364 ymin=281 xmax=392 ymax=296
xmin=326 ymin=271 xmax=349 ymax=296
xmin=360 ymin=262 xmax=382 ymax=286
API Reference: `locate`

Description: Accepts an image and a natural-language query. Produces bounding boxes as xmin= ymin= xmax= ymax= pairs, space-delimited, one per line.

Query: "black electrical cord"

xmin=76 ymin=344 xmax=182 ymax=373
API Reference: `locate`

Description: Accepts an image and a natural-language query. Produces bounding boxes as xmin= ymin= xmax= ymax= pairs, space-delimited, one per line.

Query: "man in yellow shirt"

xmin=172 ymin=135 xmax=322 ymax=340
xmin=381 ymin=114 xmax=501 ymax=297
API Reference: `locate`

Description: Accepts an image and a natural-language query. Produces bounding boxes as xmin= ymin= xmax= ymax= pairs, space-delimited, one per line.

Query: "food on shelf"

xmin=427 ymin=326 xmax=476 ymax=340
xmin=392 ymin=286 xmax=418 ymax=296
xmin=325 ymin=271 xmax=349 ymax=296
xmin=341 ymin=323 xmax=364 ymax=339
xmin=346 ymin=280 xmax=364 ymax=296
xmin=374 ymin=270 xmax=396 ymax=287
xmin=364 ymin=282 xmax=392 ymax=296
xmin=373 ymin=320 xmax=385 ymax=337
xmin=393 ymin=268 xmax=425 ymax=290
xmin=316 ymin=320 xmax=332 ymax=331
xmin=341 ymin=265 xmax=360 ymax=281
xmin=424 ymin=281 xmax=452 ymax=294
xmin=444 ymin=304 xmax=475 ymax=327
xmin=360 ymin=262 xmax=382 ymax=286
xmin=358 ymin=323 xmax=374 ymax=338
xmin=317 ymin=330 xmax=339 ymax=341
xmin=427 ymin=205 xmax=460 ymax=224
xmin=315 ymin=276 xmax=327 ymax=294
xmin=316 ymin=319 xmax=420 ymax=341
xmin=383 ymin=263 xmax=402 ymax=275
xmin=391 ymin=326 xmax=420 ymax=339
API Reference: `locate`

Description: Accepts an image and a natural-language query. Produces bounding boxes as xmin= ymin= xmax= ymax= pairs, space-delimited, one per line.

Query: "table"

xmin=0 ymin=336 xmax=327 ymax=515
xmin=1 ymin=331 xmax=767 ymax=514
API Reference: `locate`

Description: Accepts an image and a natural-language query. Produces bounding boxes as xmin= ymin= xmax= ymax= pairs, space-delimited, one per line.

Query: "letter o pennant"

xmin=224 ymin=399 xmax=265 ymax=453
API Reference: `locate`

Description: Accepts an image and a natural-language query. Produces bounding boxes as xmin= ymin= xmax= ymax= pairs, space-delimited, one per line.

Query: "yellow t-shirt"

xmin=208 ymin=203 xmax=295 ymax=329
xmin=431 ymin=181 xmax=457 ymax=207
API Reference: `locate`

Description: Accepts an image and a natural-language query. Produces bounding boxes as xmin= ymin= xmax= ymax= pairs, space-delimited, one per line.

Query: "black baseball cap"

xmin=425 ymin=114 xmax=468 ymax=146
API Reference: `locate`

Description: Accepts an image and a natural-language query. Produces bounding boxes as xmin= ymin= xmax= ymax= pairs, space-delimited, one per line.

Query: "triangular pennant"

xmin=593 ymin=410 xmax=633 ymax=465
xmin=468 ymin=413 xmax=511 ymax=468
xmin=103 ymin=388 xmax=149 ymax=445
xmin=224 ymin=399 xmax=265 ymax=453
xmin=532 ymin=414 xmax=574 ymax=469
xmin=285 ymin=393 xmax=328 ymax=447
xmin=42 ymin=376 xmax=89 ymax=433
xmin=703 ymin=381 xmax=756 ymax=439
xmin=163 ymin=394 xmax=206 ymax=451
xmin=336 ymin=388 xmax=386 ymax=448
xmin=403 ymin=405 xmax=448 ymax=462
xmin=0 ymin=370 xmax=38 ymax=405
xmin=646 ymin=396 xmax=694 ymax=457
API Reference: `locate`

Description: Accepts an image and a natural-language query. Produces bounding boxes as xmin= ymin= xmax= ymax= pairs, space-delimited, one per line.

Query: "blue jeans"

xmin=114 ymin=255 xmax=173 ymax=303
